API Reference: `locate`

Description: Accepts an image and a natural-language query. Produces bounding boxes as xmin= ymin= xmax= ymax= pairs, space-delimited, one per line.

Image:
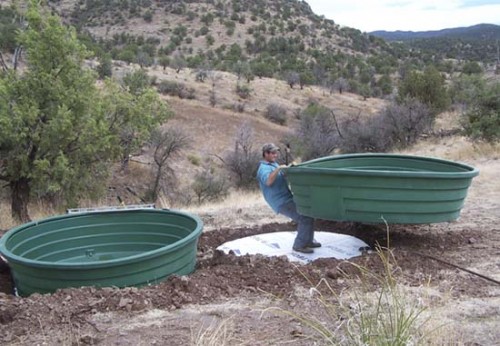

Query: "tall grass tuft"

xmin=336 ymin=247 xmax=431 ymax=345
xmin=266 ymin=231 xmax=439 ymax=345
xmin=190 ymin=316 xmax=237 ymax=346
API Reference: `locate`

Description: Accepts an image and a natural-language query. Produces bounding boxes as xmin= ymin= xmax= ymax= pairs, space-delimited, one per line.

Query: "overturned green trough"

xmin=0 ymin=209 xmax=203 ymax=296
xmin=284 ymin=154 xmax=479 ymax=224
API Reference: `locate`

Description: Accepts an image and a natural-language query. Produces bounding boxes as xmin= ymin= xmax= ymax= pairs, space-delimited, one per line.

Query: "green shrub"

xmin=398 ymin=66 xmax=450 ymax=114
xmin=232 ymin=103 xmax=245 ymax=113
xmin=96 ymin=54 xmax=113 ymax=79
xmin=157 ymin=80 xmax=196 ymax=99
xmin=265 ymin=104 xmax=287 ymax=125
xmin=206 ymin=34 xmax=214 ymax=46
xmin=461 ymin=61 xmax=483 ymax=75
xmin=235 ymin=83 xmax=251 ymax=99
xmin=199 ymin=26 xmax=209 ymax=35
xmin=462 ymin=83 xmax=500 ymax=142
xmin=143 ymin=10 xmax=153 ymax=22
xmin=192 ymin=166 xmax=229 ymax=204
xmin=187 ymin=154 xmax=201 ymax=166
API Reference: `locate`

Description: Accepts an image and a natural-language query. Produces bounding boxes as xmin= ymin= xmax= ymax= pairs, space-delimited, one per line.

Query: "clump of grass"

xmin=190 ymin=316 xmax=237 ymax=346
xmin=336 ymin=249 xmax=431 ymax=345
xmin=266 ymin=231 xmax=441 ymax=345
xmin=451 ymin=141 xmax=500 ymax=161
xmin=187 ymin=154 xmax=201 ymax=166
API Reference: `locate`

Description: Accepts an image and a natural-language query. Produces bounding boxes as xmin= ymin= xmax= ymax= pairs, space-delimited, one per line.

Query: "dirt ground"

xmin=1 ymin=158 xmax=499 ymax=345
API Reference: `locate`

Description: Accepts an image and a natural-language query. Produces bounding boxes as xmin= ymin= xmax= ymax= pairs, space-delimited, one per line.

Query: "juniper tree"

xmin=0 ymin=2 xmax=169 ymax=221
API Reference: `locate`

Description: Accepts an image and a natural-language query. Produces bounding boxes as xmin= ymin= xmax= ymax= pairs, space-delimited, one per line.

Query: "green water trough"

xmin=0 ymin=209 xmax=203 ymax=296
xmin=284 ymin=153 xmax=479 ymax=224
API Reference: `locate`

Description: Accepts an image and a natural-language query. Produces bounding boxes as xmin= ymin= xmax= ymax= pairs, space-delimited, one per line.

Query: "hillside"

xmin=370 ymin=23 xmax=500 ymax=41
xmin=106 ymin=61 xmax=387 ymax=208
xmin=0 ymin=0 xmax=498 ymax=216
xmin=371 ymin=24 xmax=500 ymax=64
xmin=53 ymin=0 xmax=386 ymax=55
xmin=1 ymin=3 xmax=499 ymax=344
xmin=35 ymin=0 xmax=400 ymax=99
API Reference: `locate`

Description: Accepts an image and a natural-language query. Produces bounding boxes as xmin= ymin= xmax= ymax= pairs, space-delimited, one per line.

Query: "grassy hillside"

xmin=1 ymin=0 xmax=497 ymax=222
xmin=36 ymin=0 xmax=400 ymax=99
xmin=57 ymin=0 xmax=384 ymax=54
xmin=106 ymin=61 xmax=387 ymax=207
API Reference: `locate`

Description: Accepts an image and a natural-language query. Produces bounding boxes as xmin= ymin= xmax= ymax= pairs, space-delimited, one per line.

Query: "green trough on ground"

xmin=0 ymin=209 xmax=203 ymax=296
xmin=284 ymin=154 xmax=479 ymax=224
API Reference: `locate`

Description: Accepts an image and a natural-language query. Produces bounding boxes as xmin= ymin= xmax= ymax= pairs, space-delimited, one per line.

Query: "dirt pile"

xmin=1 ymin=218 xmax=498 ymax=344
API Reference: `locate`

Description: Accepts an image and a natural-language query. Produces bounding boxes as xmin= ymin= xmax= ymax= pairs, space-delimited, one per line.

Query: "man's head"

xmin=262 ymin=143 xmax=280 ymax=162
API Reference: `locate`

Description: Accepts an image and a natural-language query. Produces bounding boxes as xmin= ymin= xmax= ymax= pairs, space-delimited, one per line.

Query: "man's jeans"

xmin=279 ymin=201 xmax=314 ymax=248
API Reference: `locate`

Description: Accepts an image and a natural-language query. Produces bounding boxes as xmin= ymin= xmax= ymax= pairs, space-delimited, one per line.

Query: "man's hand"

xmin=266 ymin=164 xmax=288 ymax=186
xmin=280 ymin=161 xmax=298 ymax=168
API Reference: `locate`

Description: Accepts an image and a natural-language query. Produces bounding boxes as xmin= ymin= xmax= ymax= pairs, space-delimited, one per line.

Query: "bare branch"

xmin=209 ymin=153 xmax=226 ymax=164
xmin=0 ymin=52 xmax=9 ymax=72
xmin=13 ymin=46 xmax=23 ymax=71
xmin=330 ymin=110 xmax=344 ymax=139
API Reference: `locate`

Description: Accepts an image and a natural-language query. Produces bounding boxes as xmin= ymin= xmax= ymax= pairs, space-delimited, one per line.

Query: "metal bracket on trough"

xmin=66 ymin=204 xmax=156 ymax=214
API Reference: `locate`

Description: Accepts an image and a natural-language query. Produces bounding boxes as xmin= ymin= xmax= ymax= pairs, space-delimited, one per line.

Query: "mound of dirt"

xmin=1 ymin=218 xmax=498 ymax=345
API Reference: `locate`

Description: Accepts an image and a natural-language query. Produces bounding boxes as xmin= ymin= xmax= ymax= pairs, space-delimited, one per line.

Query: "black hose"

xmin=412 ymin=251 xmax=500 ymax=286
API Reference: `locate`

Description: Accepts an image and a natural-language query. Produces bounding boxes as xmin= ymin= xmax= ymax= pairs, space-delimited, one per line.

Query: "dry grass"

xmin=0 ymin=199 xmax=60 ymax=231
xmin=190 ymin=316 xmax=238 ymax=346
xmin=0 ymin=188 xmax=285 ymax=232
xmin=2 ymin=134 xmax=497 ymax=232
xmin=399 ymin=136 xmax=500 ymax=162
xmin=128 ymin=62 xmax=387 ymax=193
xmin=185 ymin=189 xmax=288 ymax=232
xmin=265 ymin=246 xmax=455 ymax=345
xmin=118 ymin=62 xmax=386 ymax=130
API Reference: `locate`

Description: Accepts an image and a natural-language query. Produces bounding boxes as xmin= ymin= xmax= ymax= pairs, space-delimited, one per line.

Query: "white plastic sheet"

xmin=217 ymin=231 xmax=369 ymax=264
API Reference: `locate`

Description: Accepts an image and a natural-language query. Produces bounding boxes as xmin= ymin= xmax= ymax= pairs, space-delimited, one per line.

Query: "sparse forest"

xmin=0 ymin=0 xmax=499 ymax=218
xmin=1 ymin=1 xmax=500 ymax=345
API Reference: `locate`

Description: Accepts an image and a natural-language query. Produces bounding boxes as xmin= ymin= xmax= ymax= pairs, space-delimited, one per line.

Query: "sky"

xmin=306 ymin=0 xmax=500 ymax=32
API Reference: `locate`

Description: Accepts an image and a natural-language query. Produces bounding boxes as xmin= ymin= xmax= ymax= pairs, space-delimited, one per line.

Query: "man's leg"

xmin=279 ymin=201 xmax=314 ymax=249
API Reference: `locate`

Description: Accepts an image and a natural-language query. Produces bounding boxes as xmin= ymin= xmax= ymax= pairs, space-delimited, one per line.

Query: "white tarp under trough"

xmin=217 ymin=231 xmax=369 ymax=264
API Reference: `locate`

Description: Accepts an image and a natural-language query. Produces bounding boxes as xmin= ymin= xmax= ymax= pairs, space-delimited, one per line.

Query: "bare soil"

xmin=1 ymin=205 xmax=499 ymax=345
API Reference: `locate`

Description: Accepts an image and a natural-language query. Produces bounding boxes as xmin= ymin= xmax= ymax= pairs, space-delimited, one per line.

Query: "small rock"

xmin=80 ymin=335 xmax=94 ymax=345
xmin=468 ymin=237 xmax=476 ymax=244
xmin=118 ymin=298 xmax=131 ymax=308
xmin=326 ymin=269 xmax=340 ymax=279
xmin=291 ymin=327 xmax=303 ymax=337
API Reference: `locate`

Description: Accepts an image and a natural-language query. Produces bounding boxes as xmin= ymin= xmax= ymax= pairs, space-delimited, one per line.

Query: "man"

xmin=257 ymin=143 xmax=321 ymax=254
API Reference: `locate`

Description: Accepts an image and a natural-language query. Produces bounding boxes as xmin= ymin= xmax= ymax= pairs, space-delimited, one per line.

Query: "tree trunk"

xmin=121 ymin=153 xmax=130 ymax=172
xmin=152 ymin=165 xmax=163 ymax=202
xmin=10 ymin=178 xmax=31 ymax=223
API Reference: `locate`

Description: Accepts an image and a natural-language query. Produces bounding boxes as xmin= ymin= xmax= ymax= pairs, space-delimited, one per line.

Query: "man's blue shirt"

xmin=257 ymin=160 xmax=293 ymax=213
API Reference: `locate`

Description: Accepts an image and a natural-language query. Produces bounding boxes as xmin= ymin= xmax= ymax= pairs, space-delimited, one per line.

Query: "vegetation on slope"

xmin=371 ymin=24 xmax=500 ymax=65
xmin=0 ymin=0 xmax=498 ymax=218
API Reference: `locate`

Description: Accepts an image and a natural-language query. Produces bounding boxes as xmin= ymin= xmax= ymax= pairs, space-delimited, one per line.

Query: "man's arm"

xmin=266 ymin=165 xmax=288 ymax=186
